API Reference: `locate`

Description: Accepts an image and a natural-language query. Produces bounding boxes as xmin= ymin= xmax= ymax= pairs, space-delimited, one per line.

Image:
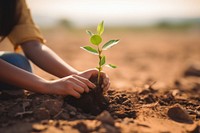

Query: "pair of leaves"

xmin=81 ymin=39 xmax=119 ymax=55
xmin=87 ymin=21 xmax=104 ymax=36
xmin=80 ymin=46 xmax=117 ymax=68
xmin=86 ymin=21 xmax=104 ymax=46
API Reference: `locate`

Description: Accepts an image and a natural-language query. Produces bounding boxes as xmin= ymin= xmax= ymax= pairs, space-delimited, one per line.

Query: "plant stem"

xmin=97 ymin=69 xmax=101 ymax=85
xmin=97 ymin=47 xmax=102 ymax=85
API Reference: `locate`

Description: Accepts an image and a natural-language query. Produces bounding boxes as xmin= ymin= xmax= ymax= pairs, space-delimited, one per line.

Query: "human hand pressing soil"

xmin=77 ymin=68 xmax=110 ymax=92
xmin=65 ymin=70 xmax=109 ymax=115
xmin=45 ymin=75 xmax=95 ymax=98
xmin=45 ymin=69 xmax=109 ymax=99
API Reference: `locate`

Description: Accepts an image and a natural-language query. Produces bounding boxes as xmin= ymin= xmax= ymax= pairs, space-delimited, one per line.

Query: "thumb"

xmin=79 ymin=69 xmax=98 ymax=79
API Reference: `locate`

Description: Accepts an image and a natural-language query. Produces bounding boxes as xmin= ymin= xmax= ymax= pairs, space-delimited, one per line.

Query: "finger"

xmin=79 ymin=69 xmax=98 ymax=79
xmin=103 ymin=77 xmax=109 ymax=85
xmin=100 ymin=71 xmax=108 ymax=79
xmin=101 ymin=73 xmax=109 ymax=87
xmin=69 ymin=76 xmax=90 ymax=93
xmin=101 ymin=81 xmax=109 ymax=89
xmin=104 ymin=82 xmax=110 ymax=91
xmin=74 ymin=75 xmax=96 ymax=89
xmin=70 ymin=82 xmax=84 ymax=94
xmin=101 ymin=72 xmax=109 ymax=83
xmin=90 ymin=69 xmax=99 ymax=77
xmin=68 ymin=89 xmax=81 ymax=99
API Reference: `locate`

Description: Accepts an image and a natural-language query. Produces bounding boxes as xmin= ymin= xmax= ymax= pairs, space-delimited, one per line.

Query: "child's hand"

xmin=77 ymin=68 xmax=110 ymax=91
xmin=45 ymin=69 xmax=110 ymax=98
xmin=46 ymin=75 xmax=96 ymax=98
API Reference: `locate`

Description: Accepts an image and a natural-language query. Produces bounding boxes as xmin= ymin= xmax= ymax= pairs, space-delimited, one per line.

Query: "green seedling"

xmin=81 ymin=21 xmax=119 ymax=85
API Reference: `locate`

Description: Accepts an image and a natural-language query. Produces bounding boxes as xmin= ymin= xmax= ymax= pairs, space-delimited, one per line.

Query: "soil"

xmin=0 ymin=28 xmax=200 ymax=133
xmin=0 ymin=78 xmax=200 ymax=133
xmin=65 ymin=76 xmax=108 ymax=115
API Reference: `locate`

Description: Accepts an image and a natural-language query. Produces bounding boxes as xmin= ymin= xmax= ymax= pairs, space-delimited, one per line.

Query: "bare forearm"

xmin=21 ymin=41 xmax=78 ymax=78
xmin=0 ymin=59 xmax=48 ymax=93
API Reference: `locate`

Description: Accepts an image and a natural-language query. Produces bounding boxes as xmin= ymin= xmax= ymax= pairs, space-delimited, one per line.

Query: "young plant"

xmin=81 ymin=21 xmax=119 ymax=85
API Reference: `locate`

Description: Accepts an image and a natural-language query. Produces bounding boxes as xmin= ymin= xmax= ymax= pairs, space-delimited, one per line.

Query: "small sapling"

xmin=81 ymin=21 xmax=119 ymax=85
xmin=65 ymin=21 xmax=118 ymax=114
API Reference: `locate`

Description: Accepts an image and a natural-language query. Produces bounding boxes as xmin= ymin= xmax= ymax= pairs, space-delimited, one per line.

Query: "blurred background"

xmin=2 ymin=0 xmax=200 ymax=89
xmin=28 ymin=0 xmax=200 ymax=28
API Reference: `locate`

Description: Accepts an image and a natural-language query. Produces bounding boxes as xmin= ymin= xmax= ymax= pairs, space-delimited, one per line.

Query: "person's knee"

xmin=0 ymin=52 xmax=29 ymax=97
xmin=0 ymin=52 xmax=32 ymax=72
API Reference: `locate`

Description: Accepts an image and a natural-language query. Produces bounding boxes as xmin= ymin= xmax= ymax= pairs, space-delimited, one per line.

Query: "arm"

xmin=21 ymin=40 xmax=110 ymax=91
xmin=0 ymin=41 xmax=109 ymax=97
xmin=0 ymin=59 xmax=48 ymax=93
xmin=21 ymin=40 xmax=78 ymax=78
xmin=0 ymin=59 xmax=95 ymax=98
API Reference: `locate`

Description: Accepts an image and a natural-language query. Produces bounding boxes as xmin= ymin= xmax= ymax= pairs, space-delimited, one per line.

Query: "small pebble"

xmin=96 ymin=111 xmax=115 ymax=126
xmin=167 ymin=104 xmax=193 ymax=124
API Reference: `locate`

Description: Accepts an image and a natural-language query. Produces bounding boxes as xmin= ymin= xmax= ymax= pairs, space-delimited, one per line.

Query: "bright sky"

xmin=27 ymin=0 xmax=200 ymax=27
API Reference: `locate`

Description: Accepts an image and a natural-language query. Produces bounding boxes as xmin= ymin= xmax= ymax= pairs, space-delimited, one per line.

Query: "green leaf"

xmin=97 ymin=21 xmax=104 ymax=35
xmin=80 ymin=46 xmax=98 ymax=55
xmin=86 ymin=30 xmax=93 ymax=36
xmin=100 ymin=56 xmax=106 ymax=66
xmin=106 ymin=64 xmax=117 ymax=68
xmin=90 ymin=35 xmax=102 ymax=46
xmin=102 ymin=40 xmax=119 ymax=50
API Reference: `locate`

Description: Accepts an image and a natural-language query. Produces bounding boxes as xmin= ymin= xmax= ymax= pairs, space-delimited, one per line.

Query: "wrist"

xmin=35 ymin=79 xmax=52 ymax=94
xmin=68 ymin=70 xmax=79 ymax=75
xmin=58 ymin=69 xmax=79 ymax=77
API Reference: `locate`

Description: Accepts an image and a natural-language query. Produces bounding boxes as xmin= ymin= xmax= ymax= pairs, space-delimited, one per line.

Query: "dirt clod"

xmin=167 ymin=104 xmax=193 ymax=124
xmin=184 ymin=64 xmax=200 ymax=77
xmin=96 ymin=111 xmax=115 ymax=126
xmin=73 ymin=122 xmax=88 ymax=133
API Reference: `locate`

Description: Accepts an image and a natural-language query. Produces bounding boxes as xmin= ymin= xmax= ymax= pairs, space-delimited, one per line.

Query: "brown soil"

xmin=65 ymin=76 xmax=108 ymax=115
xmin=0 ymin=28 xmax=200 ymax=133
xmin=0 ymin=81 xmax=200 ymax=133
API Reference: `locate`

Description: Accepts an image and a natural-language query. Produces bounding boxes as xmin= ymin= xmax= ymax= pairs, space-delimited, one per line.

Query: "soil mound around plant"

xmin=65 ymin=76 xmax=108 ymax=115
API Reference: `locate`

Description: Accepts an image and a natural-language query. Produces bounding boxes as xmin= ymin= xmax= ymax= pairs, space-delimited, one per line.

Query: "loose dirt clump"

xmin=167 ymin=104 xmax=193 ymax=124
